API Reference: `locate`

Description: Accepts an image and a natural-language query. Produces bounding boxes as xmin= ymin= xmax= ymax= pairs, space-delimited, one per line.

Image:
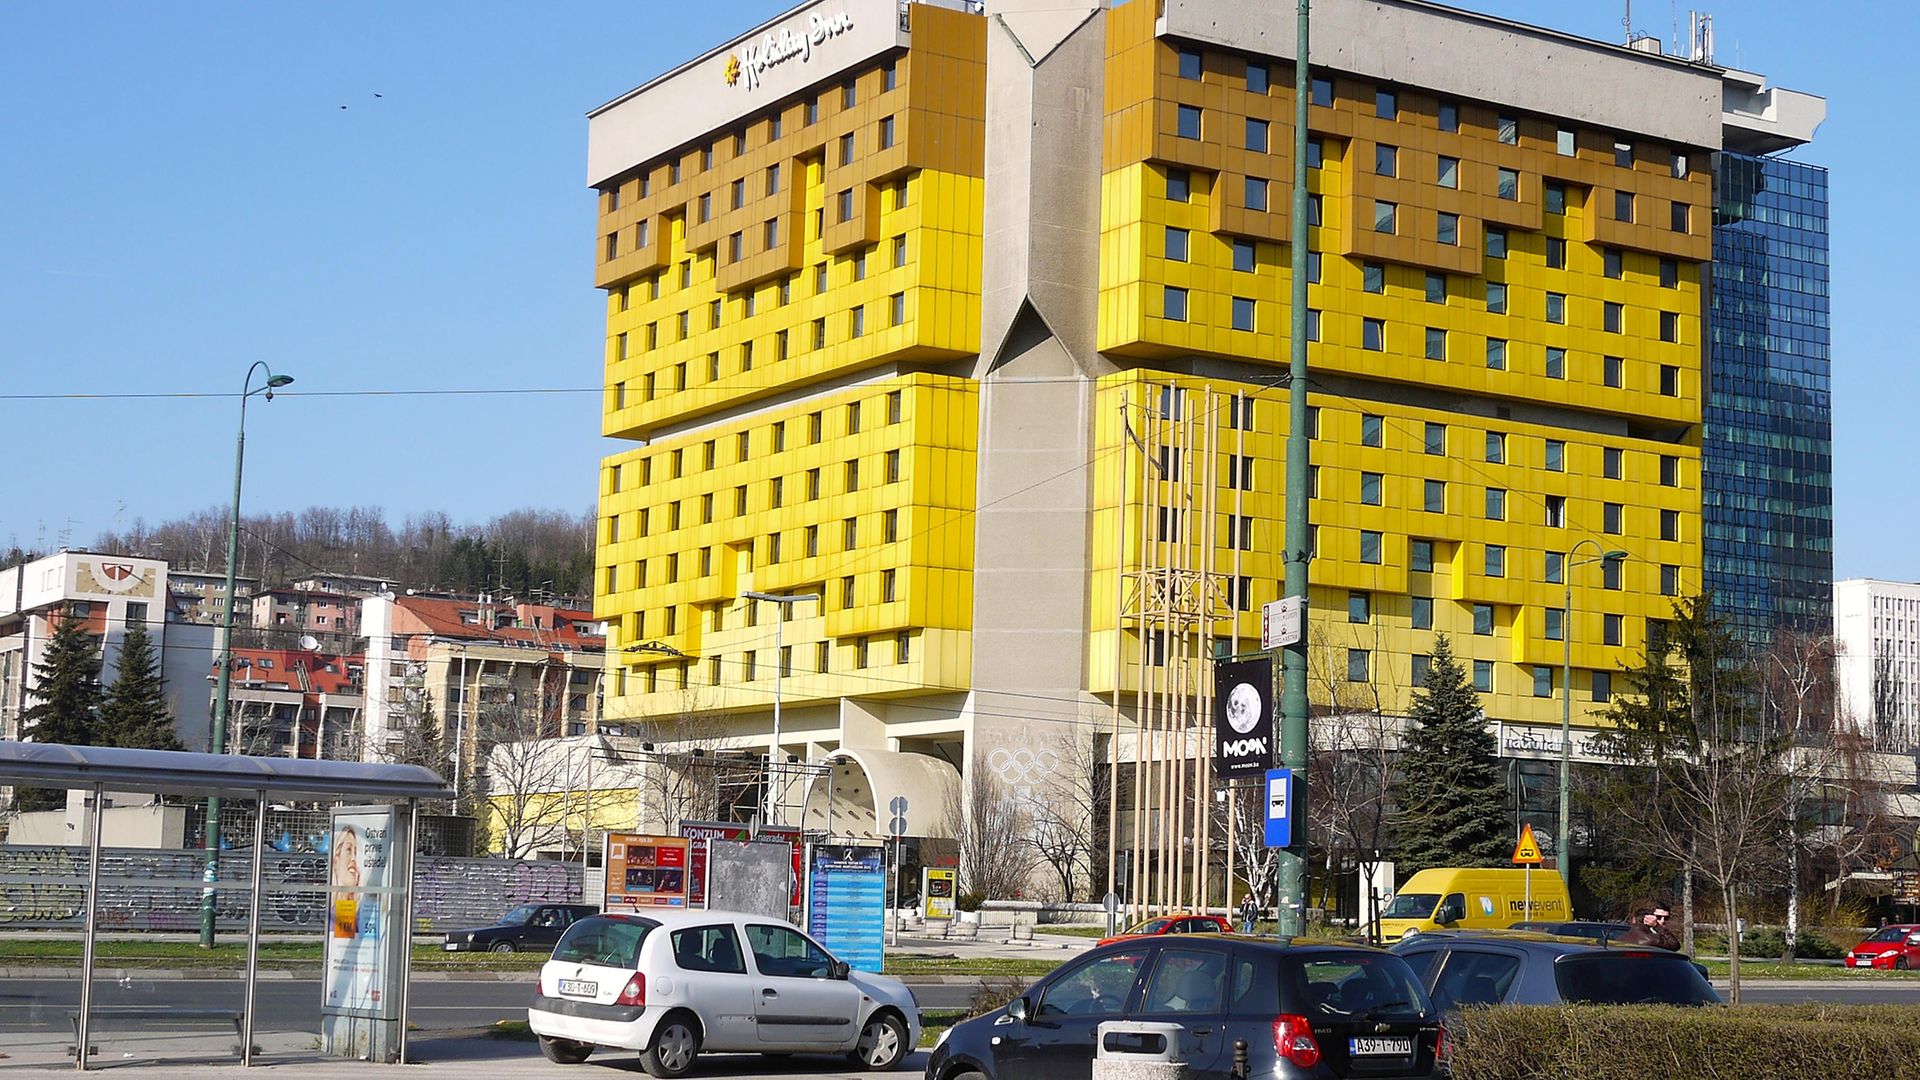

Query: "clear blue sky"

xmin=0 ymin=2 xmax=1905 ymax=580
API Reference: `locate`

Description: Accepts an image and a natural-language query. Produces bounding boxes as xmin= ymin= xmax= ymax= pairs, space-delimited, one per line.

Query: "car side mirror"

xmin=828 ymin=960 xmax=851 ymax=980
xmin=1693 ymin=963 xmax=1710 ymax=981
xmin=1007 ymin=997 xmax=1029 ymax=1021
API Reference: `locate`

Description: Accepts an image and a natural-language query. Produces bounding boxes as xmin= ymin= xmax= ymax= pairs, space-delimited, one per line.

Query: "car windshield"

xmin=1123 ymin=918 xmax=1172 ymax=935
xmin=1865 ymin=927 xmax=1911 ymax=944
xmin=1283 ymin=952 xmax=1432 ymax=1021
xmin=552 ymin=917 xmax=655 ymax=968
xmin=1553 ymin=954 xmax=1719 ymax=1005
xmin=504 ymin=904 xmax=540 ymax=924
xmin=1382 ymin=893 xmax=1439 ymax=919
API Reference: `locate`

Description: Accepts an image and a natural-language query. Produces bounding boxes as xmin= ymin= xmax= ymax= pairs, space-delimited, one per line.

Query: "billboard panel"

xmin=323 ymin=807 xmax=402 ymax=1018
xmin=680 ymin=820 xmax=802 ymax=908
xmin=603 ymin=833 xmax=690 ymax=911
xmin=806 ymin=843 xmax=885 ymax=973
xmin=1215 ymin=656 xmax=1274 ymax=777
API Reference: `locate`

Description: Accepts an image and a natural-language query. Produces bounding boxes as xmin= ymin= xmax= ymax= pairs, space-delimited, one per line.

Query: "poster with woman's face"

xmin=323 ymin=809 xmax=395 ymax=1016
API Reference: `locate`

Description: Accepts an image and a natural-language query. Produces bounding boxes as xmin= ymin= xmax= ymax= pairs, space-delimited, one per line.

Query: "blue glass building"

xmin=1704 ymin=152 xmax=1832 ymax=646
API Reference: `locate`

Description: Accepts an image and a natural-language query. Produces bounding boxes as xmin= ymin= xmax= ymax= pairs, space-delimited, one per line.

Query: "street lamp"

xmin=1559 ymin=541 xmax=1627 ymax=883
xmin=201 ymin=362 xmax=294 ymax=948
xmin=742 ymin=591 xmax=819 ymax=825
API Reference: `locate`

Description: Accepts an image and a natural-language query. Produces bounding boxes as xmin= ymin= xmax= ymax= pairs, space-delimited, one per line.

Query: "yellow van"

xmin=1377 ymin=868 xmax=1571 ymax=939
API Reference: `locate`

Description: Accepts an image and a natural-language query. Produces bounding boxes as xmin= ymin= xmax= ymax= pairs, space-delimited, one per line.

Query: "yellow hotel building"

xmin=586 ymin=0 xmax=1820 ymax=852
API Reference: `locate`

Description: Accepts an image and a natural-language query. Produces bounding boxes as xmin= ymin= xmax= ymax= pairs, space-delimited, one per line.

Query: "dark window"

xmin=671 ymin=925 xmax=747 ymax=974
xmin=1037 ymin=949 xmax=1150 ymax=1019
xmin=1428 ymin=949 xmax=1522 ymax=1010
xmin=1554 ymin=955 xmax=1719 ymax=1005
xmin=1139 ymin=948 xmax=1228 ymax=1015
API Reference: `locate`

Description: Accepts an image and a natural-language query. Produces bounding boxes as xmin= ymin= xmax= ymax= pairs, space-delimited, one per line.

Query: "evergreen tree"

xmin=1392 ymin=635 xmax=1511 ymax=873
xmin=16 ymin=615 xmax=104 ymax=811
xmin=99 ymin=623 xmax=181 ymax=751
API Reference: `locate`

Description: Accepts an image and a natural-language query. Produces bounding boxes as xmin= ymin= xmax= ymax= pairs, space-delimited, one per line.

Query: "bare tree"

xmin=945 ymin=767 xmax=1031 ymax=901
xmin=477 ymin=700 xmax=574 ymax=859
xmin=1305 ymin=623 xmax=1402 ymax=922
xmin=1023 ymin=730 xmax=1108 ymax=903
xmin=1758 ymin=629 xmax=1836 ymax=958
xmin=626 ymin=691 xmax=756 ymax=831
xmin=1214 ymin=782 xmax=1278 ymax=910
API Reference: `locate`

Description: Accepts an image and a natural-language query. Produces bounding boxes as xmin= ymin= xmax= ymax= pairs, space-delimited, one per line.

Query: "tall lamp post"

xmin=1559 ymin=541 xmax=1626 ymax=884
xmin=200 ymin=362 xmax=294 ymax=948
xmin=743 ymin=591 xmax=819 ymax=826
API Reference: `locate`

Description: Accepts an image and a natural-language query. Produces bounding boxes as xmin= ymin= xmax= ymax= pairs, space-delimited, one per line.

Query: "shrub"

xmin=1738 ymin=925 xmax=1845 ymax=959
xmin=956 ymin=890 xmax=986 ymax=912
xmin=967 ymin=976 xmax=1027 ymax=1017
xmin=1448 ymin=1004 xmax=1920 ymax=1080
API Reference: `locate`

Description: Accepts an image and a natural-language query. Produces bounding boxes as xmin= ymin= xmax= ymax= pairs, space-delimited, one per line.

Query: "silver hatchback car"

xmin=529 ymin=909 xmax=920 ymax=1075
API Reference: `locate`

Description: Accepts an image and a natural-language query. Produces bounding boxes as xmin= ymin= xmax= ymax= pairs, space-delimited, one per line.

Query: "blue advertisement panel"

xmin=806 ymin=843 xmax=886 ymax=974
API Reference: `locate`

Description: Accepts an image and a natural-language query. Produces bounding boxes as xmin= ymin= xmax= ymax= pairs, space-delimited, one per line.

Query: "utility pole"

xmin=743 ymin=591 xmax=819 ymax=825
xmin=1274 ymin=0 xmax=1312 ymax=938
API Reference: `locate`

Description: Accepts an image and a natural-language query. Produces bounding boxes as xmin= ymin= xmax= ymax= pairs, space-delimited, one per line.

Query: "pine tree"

xmin=16 ymin=615 xmax=104 ymax=811
xmin=100 ymin=623 xmax=181 ymax=751
xmin=1392 ymin=634 xmax=1511 ymax=874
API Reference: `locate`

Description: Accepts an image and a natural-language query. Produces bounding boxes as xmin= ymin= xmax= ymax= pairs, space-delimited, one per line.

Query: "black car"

xmin=927 ymin=937 xmax=1444 ymax=1080
xmin=1506 ymin=921 xmax=1631 ymax=945
xmin=443 ymin=903 xmax=599 ymax=953
xmin=1390 ymin=930 xmax=1720 ymax=1008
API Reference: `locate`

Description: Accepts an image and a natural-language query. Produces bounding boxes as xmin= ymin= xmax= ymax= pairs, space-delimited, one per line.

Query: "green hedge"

xmin=1449 ymin=1005 xmax=1920 ymax=1080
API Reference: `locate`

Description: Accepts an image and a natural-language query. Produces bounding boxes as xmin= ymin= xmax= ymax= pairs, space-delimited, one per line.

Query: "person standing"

xmin=1239 ymin=892 xmax=1259 ymax=934
xmin=1618 ymin=905 xmax=1682 ymax=951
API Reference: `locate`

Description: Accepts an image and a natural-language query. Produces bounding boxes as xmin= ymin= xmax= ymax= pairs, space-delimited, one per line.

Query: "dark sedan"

xmin=1506 ymin=920 xmax=1631 ymax=945
xmin=442 ymin=903 xmax=599 ymax=953
xmin=1390 ymin=929 xmax=1719 ymax=1009
xmin=927 ymin=936 xmax=1444 ymax=1080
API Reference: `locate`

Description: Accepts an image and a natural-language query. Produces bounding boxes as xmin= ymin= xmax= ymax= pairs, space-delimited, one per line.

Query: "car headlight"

xmin=1879 ymin=949 xmax=1901 ymax=958
xmin=934 ymin=1026 xmax=951 ymax=1050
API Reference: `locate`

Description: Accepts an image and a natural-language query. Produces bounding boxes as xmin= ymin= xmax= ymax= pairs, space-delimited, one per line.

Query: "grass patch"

xmin=1033 ymin=925 xmax=1106 ymax=938
xmin=1697 ymin=959 xmax=1920 ymax=980
xmin=885 ymin=955 xmax=1058 ymax=977
xmin=918 ymin=1009 xmax=966 ymax=1047
xmin=485 ymin=1019 xmax=535 ymax=1041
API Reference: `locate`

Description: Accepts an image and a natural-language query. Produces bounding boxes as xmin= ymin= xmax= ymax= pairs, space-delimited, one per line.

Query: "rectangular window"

xmin=1604 ymin=613 xmax=1623 ymax=647
xmin=1545 ymin=607 xmax=1564 ymax=641
xmin=879 ymin=115 xmax=895 ymax=149
xmin=1363 ymin=318 xmax=1384 ymax=351
xmin=1165 ymin=226 xmax=1189 ymax=262
xmin=1534 ymin=666 xmax=1554 ymax=698
xmin=1164 ymin=286 xmax=1188 ymax=322
xmin=1177 ymin=104 xmax=1202 ymax=140
xmin=1557 ymin=127 xmax=1576 ymax=155
xmin=1661 ymin=364 xmax=1680 ymax=396
xmin=1614 ymin=190 xmax=1634 ymax=222
xmin=1306 ymin=309 xmax=1320 ymax=341
xmin=1245 ymin=177 xmax=1268 ymax=211
xmin=1485 ymin=487 xmax=1506 ymax=520
xmin=1425 ymin=422 xmax=1446 ymax=455
xmin=1426 ymin=273 xmax=1446 ymax=304
xmin=1662 ymin=564 xmax=1681 ymax=596
xmin=1474 ymin=604 xmax=1494 ymax=636
xmin=1545 ymin=346 xmax=1566 ymax=379
xmin=1374 ymin=200 xmax=1396 ymax=234
xmin=1603 ymin=447 xmax=1622 ymax=479
xmin=842 ymin=80 xmax=857 ymax=108
xmin=1545 ymin=494 xmax=1566 ymax=528
xmin=1660 ymin=455 xmax=1679 ymax=487
xmin=1486 ymin=282 xmax=1506 ymax=314
xmin=1363 ymin=263 xmax=1385 ymax=293
xmin=1247 ymin=118 xmax=1270 ymax=153
xmin=1361 ymin=414 xmax=1382 ymax=447
xmin=1661 ymin=509 xmax=1680 ymax=541
xmin=1311 ymin=77 xmax=1333 ymax=106
xmin=1602 ymin=556 xmax=1623 ymax=591
xmin=1592 ymin=670 xmax=1613 ymax=702
xmin=1486 ymin=228 xmax=1507 ymax=258
xmin=1306 ymin=139 xmax=1322 ymax=168
xmin=1604 ymin=355 xmax=1623 ymax=387
xmin=1349 ymin=591 xmax=1371 ymax=623
xmin=1348 ymin=649 xmax=1371 ymax=683
xmin=1498 ymin=116 xmax=1518 ymax=145
xmin=1413 ymin=654 xmax=1431 ymax=687
xmin=1485 ymin=431 xmax=1505 ymax=463
xmin=849 ymin=306 xmax=864 ymax=338
xmin=1474 ymin=659 xmax=1494 ymax=692
xmin=1546 ymin=237 xmax=1566 ymax=269
xmin=1605 ymin=302 xmax=1624 ymax=333
xmin=1410 ymin=539 xmax=1434 ymax=573
xmin=1233 ymin=239 xmax=1257 ymax=273
xmin=1360 ymin=530 xmax=1383 ymax=564
xmin=1545 ymin=293 xmax=1566 ymax=324
xmin=1439 ymin=101 xmax=1458 ymax=131
xmin=1604 ymin=249 xmax=1623 ymax=278
xmin=1437 ymin=155 xmax=1459 ymax=188
xmin=1424 ymin=327 xmax=1446 ymax=361
xmin=1671 ymin=151 xmax=1689 ymax=178
xmin=1604 ymin=502 xmax=1623 ymax=534
xmin=1231 ymin=297 xmax=1256 ymax=332
xmin=1544 ymin=439 xmax=1565 ymax=472
xmin=1376 ymin=88 xmax=1397 ymax=119
xmin=1545 ymin=182 xmax=1566 ymax=214
xmin=1545 ymin=551 xmax=1564 ymax=584
xmin=1375 ymin=143 xmax=1397 ymax=176
xmin=1614 ymin=140 xmax=1634 ymax=167
xmin=1660 ymin=258 xmax=1679 ymax=288
xmin=1360 ymin=472 xmax=1382 ymax=505
xmin=1485 ymin=544 xmax=1506 ymax=578
xmin=1167 ymin=168 xmax=1190 ymax=202
xmin=1486 ymin=338 xmax=1507 ymax=370
xmin=838 ymin=189 xmax=855 ymax=222
xmin=1424 ymin=479 xmax=1445 ymax=513
xmin=1436 ymin=212 xmax=1458 ymax=246
xmin=1247 ymin=61 xmax=1269 ymax=93
xmin=1412 ymin=596 xmax=1434 ymax=630
xmin=1661 ymin=311 xmax=1681 ymax=343
xmin=1497 ymin=167 xmax=1519 ymax=200
xmin=1177 ymin=48 xmax=1202 ymax=79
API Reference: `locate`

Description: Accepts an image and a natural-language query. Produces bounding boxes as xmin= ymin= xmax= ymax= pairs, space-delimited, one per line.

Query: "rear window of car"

xmin=1553 ymin=953 xmax=1719 ymax=1005
xmin=552 ymin=917 xmax=655 ymax=968
xmin=1281 ymin=952 xmax=1432 ymax=1021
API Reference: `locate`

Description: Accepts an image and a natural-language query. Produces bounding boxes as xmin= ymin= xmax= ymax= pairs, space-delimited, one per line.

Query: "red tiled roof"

xmin=392 ymin=595 xmax=605 ymax=652
xmin=218 ymin=647 xmax=364 ymax=694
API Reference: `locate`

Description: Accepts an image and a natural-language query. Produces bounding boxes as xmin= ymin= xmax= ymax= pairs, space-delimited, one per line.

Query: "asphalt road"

xmin=0 ymin=975 xmax=1909 ymax=1036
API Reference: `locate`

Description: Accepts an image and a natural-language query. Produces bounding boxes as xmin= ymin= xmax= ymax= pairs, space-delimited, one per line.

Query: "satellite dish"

xmin=297 ymin=635 xmax=321 ymax=651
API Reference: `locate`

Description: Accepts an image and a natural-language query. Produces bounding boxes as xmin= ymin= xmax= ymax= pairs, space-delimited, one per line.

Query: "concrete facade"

xmin=1835 ymin=579 xmax=1920 ymax=752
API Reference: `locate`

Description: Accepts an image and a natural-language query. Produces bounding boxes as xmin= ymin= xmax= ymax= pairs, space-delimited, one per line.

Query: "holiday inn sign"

xmin=725 ymin=10 xmax=855 ymax=91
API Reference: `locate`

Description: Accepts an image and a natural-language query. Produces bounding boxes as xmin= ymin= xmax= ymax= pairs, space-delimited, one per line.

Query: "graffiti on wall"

xmin=0 ymin=846 xmax=583 ymax=932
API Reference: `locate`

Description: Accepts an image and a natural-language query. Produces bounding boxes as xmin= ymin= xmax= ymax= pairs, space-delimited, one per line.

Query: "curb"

xmin=0 ymin=966 xmax=539 ymax=981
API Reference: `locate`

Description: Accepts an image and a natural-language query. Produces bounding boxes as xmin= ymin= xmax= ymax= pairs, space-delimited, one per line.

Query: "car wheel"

xmin=641 ymin=1012 xmax=702 ymax=1079
xmin=490 ymin=941 xmax=515 ymax=954
xmin=1898 ymin=957 xmax=1910 ymax=971
xmin=538 ymin=1035 xmax=594 ymax=1064
xmin=851 ymin=1011 xmax=908 ymax=1070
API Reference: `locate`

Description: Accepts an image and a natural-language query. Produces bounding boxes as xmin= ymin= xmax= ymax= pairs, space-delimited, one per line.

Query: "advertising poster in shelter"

xmin=921 ymin=867 xmax=956 ymax=920
xmin=323 ymin=807 xmax=398 ymax=1017
xmin=680 ymin=820 xmax=802 ymax=908
xmin=603 ymin=833 xmax=690 ymax=910
xmin=806 ymin=843 xmax=886 ymax=973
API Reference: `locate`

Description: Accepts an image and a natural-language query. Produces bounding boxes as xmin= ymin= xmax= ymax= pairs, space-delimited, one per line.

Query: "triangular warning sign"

xmin=1512 ymin=823 xmax=1544 ymax=865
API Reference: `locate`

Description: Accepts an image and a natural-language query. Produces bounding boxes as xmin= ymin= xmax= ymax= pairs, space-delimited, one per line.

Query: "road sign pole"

xmin=1525 ymin=862 xmax=1532 ymax=921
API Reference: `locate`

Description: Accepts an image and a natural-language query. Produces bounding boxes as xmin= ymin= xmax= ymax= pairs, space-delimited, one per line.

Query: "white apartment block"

xmin=1834 ymin=578 xmax=1920 ymax=751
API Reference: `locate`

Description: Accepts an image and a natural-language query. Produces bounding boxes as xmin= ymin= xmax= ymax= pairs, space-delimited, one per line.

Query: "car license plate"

xmin=558 ymin=979 xmax=598 ymax=998
xmin=443 ymin=942 xmax=459 ymax=951
xmin=1349 ymin=1036 xmax=1413 ymax=1056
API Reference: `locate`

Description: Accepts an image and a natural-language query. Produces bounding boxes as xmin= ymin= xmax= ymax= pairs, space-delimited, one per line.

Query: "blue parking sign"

xmin=1264 ymin=768 xmax=1292 ymax=848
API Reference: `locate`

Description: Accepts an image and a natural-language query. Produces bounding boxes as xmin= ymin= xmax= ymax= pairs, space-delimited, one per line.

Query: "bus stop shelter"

xmin=0 ymin=740 xmax=455 ymax=1069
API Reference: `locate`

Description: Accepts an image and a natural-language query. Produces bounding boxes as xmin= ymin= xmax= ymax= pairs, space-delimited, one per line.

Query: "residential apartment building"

xmin=359 ymin=594 xmax=607 ymax=772
xmin=222 ymin=645 xmax=366 ymax=760
xmin=249 ymin=586 xmax=360 ymax=641
xmin=1834 ymin=579 xmax=1920 ymax=751
xmin=166 ymin=568 xmax=259 ymax=626
xmin=587 ymin=0 xmax=1823 ymax=845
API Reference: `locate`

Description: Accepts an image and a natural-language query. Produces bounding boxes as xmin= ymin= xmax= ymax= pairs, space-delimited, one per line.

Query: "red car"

xmin=1846 ymin=924 xmax=1920 ymax=969
xmin=1096 ymin=912 xmax=1232 ymax=946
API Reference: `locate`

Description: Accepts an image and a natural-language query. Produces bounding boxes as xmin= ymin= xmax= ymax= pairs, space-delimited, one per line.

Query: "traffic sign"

xmin=1261 ymin=596 xmax=1304 ymax=649
xmin=1512 ymin=823 xmax=1544 ymax=865
xmin=1264 ymin=768 xmax=1293 ymax=848
xmin=887 ymin=795 xmax=909 ymax=838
